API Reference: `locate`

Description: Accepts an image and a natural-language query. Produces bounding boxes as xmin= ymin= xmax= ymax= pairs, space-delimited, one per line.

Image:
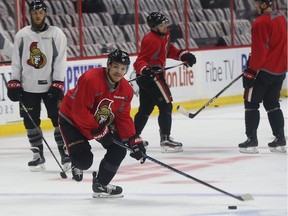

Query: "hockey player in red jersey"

xmin=133 ymin=12 xmax=196 ymax=153
xmin=59 ymin=49 xmax=146 ymax=198
xmin=7 ymin=0 xmax=70 ymax=171
xmin=238 ymin=0 xmax=287 ymax=154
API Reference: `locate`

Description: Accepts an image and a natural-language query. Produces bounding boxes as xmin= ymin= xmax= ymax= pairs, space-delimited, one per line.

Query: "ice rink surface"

xmin=0 ymin=99 xmax=287 ymax=216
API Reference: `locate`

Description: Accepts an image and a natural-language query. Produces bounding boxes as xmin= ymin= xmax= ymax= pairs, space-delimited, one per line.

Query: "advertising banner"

xmin=1 ymin=47 xmax=286 ymax=125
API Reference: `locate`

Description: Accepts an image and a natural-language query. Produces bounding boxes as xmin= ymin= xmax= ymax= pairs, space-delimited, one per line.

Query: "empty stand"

xmin=122 ymin=0 xmax=135 ymax=14
xmin=203 ymin=9 xmax=217 ymax=21
xmin=189 ymin=0 xmax=203 ymax=9
xmin=0 ymin=0 xmax=262 ymax=59
xmin=88 ymin=27 xmax=106 ymax=44
xmin=89 ymin=13 xmax=103 ymax=26
xmin=99 ymin=26 xmax=115 ymax=43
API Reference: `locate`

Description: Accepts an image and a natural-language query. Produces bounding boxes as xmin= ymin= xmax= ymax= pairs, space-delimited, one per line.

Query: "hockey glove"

xmin=91 ymin=126 xmax=112 ymax=143
xmin=141 ymin=66 xmax=162 ymax=78
xmin=129 ymin=135 xmax=146 ymax=164
xmin=242 ymin=68 xmax=257 ymax=88
xmin=47 ymin=81 xmax=64 ymax=100
xmin=179 ymin=51 xmax=196 ymax=67
xmin=7 ymin=80 xmax=23 ymax=102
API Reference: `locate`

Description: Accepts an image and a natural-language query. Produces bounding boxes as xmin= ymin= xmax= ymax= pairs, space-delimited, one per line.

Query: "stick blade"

xmin=177 ymin=105 xmax=196 ymax=118
xmin=177 ymin=105 xmax=189 ymax=117
xmin=238 ymin=193 xmax=254 ymax=201
xmin=60 ymin=172 xmax=67 ymax=179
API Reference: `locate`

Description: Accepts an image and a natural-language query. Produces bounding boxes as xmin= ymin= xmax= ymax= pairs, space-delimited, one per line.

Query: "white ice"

xmin=0 ymin=99 xmax=287 ymax=216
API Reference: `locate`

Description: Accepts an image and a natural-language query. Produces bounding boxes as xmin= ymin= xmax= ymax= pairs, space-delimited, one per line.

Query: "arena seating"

xmin=1 ymin=0 xmax=286 ymax=60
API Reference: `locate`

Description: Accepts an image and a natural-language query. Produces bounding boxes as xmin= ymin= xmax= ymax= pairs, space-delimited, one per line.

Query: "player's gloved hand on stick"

xmin=91 ymin=126 xmax=112 ymax=143
xmin=47 ymin=81 xmax=64 ymax=100
xmin=141 ymin=66 xmax=162 ymax=78
xmin=129 ymin=135 xmax=146 ymax=164
xmin=242 ymin=68 xmax=257 ymax=88
xmin=179 ymin=51 xmax=196 ymax=67
xmin=7 ymin=80 xmax=23 ymax=102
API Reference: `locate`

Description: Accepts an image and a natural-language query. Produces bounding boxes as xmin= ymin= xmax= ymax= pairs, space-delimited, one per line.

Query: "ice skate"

xmin=92 ymin=171 xmax=123 ymax=198
xmin=160 ymin=135 xmax=183 ymax=153
xmin=71 ymin=165 xmax=83 ymax=182
xmin=268 ymin=136 xmax=286 ymax=153
xmin=238 ymin=137 xmax=259 ymax=154
xmin=58 ymin=146 xmax=71 ymax=171
xmin=28 ymin=147 xmax=46 ymax=172
xmin=61 ymin=156 xmax=71 ymax=171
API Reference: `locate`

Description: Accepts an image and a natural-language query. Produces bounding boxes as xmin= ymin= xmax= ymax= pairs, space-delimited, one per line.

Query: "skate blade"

xmin=92 ymin=192 xmax=124 ymax=198
xmin=29 ymin=164 xmax=46 ymax=172
xmin=270 ymin=146 xmax=287 ymax=153
xmin=239 ymin=147 xmax=259 ymax=154
xmin=161 ymin=146 xmax=183 ymax=153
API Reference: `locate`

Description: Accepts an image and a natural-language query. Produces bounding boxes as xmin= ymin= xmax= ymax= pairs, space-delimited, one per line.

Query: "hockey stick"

xmin=128 ymin=63 xmax=185 ymax=82
xmin=112 ymin=139 xmax=253 ymax=201
xmin=177 ymin=73 xmax=243 ymax=119
xmin=20 ymin=101 xmax=68 ymax=179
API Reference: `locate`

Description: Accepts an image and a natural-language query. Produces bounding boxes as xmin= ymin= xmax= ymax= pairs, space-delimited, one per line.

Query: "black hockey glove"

xmin=242 ymin=68 xmax=257 ymax=88
xmin=179 ymin=51 xmax=196 ymax=67
xmin=141 ymin=66 xmax=162 ymax=78
xmin=47 ymin=81 xmax=64 ymax=100
xmin=129 ymin=135 xmax=146 ymax=164
xmin=7 ymin=80 xmax=23 ymax=102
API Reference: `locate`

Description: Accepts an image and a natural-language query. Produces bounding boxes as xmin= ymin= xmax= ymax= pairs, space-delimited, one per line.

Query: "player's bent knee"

xmin=71 ymin=150 xmax=93 ymax=170
xmin=105 ymin=144 xmax=127 ymax=165
xmin=69 ymin=143 xmax=93 ymax=170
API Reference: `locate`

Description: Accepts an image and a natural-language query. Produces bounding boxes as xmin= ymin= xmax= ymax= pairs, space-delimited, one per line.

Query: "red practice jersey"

xmin=134 ymin=31 xmax=181 ymax=74
xmin=249 ymin=11 xmax=287 ymax=74
xmin=59 ymin=68 xmax=136 ymax=140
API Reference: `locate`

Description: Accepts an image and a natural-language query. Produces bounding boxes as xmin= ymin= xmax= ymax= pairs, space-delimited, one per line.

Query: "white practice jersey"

xmin=11 ymin=25 xmax=67 ymax=93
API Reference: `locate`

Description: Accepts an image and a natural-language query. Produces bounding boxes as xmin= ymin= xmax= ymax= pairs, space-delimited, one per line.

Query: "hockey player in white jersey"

xmin=7 ymin=0 xmax=70 ymax=171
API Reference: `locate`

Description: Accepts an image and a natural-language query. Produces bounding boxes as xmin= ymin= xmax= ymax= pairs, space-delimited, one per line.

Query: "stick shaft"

xmin=178 ymin=73 xmax=243 ymax=118
xmin=112 ymin=139 xmax=246 ymax=201
xmin=128 ymin=63 xmax=184 ymax=82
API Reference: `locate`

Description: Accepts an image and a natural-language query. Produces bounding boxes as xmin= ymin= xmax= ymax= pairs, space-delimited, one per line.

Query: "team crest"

xmin=27 ymin=42 xmax=47 ymax=69
xmin=94 ymin=99 xmax=114 ymax=126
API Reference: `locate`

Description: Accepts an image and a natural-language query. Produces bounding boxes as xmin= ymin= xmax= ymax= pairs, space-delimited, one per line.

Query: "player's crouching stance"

xmin=58 ymin=49 xmax=146 ymax=198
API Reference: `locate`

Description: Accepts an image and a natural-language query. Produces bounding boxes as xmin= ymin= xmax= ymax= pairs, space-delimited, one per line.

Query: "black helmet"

xmin=107 ymin=49 xmax=130 ymax=66
xmin=147 ymin=12 xmax=168 ymax=28
xmin=255 ymin=0 xmax=273 ymax=6
xmin=29 ymin=0 xmax=47 ymax=12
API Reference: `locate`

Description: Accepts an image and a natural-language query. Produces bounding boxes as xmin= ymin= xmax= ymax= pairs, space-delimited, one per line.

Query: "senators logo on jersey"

xmin=27 ymin=42 xmax=47 ymax=69
xmin=94 ymin=99 xmax=115 ymax=126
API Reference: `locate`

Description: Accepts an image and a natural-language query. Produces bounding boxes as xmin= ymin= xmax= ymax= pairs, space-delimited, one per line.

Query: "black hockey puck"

xmin=228 ymin=206 xmax=237 ymax=210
